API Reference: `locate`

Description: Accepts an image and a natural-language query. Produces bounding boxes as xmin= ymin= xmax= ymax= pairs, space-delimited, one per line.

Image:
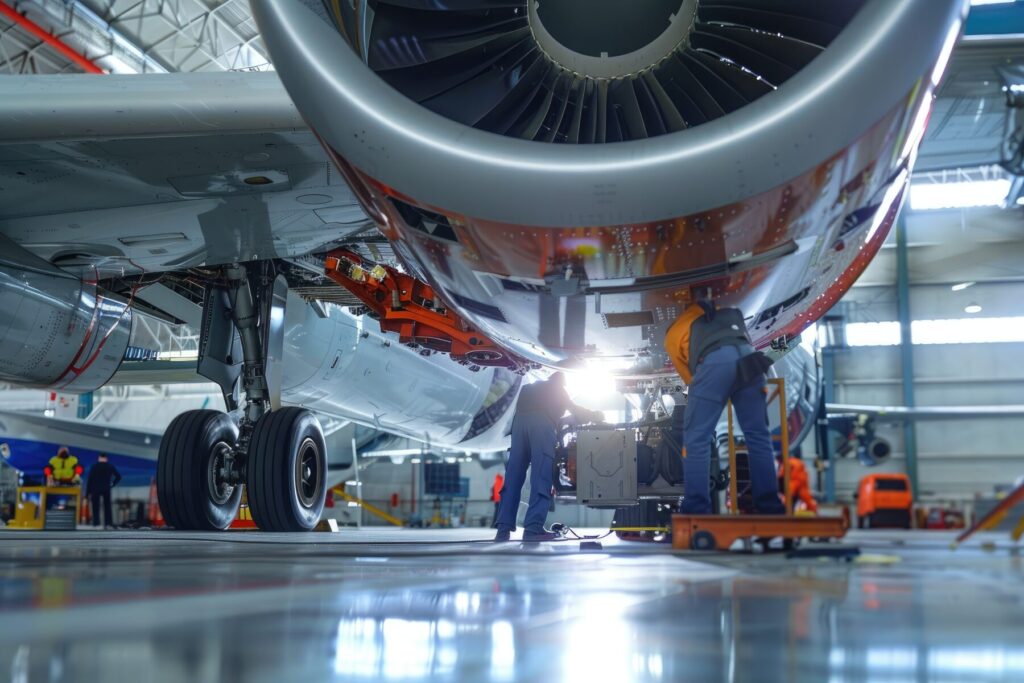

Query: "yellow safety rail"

xmin=333 ymin=486 xmax=405 ymax=527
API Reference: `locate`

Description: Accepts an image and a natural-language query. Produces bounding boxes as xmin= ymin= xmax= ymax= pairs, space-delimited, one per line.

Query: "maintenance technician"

xmin=663 ymin=301 xmax=785 ymax=515
xmin=493 ymin=373 xmax=602 ymax=542
xmin=86 ymin=453 xmax=122 ymax=528
xmin=45 ymin=446 xmax=82 ymax=486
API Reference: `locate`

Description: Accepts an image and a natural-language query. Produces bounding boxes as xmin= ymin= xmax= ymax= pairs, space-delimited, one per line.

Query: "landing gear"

xmin=156 ymin=410 xmax=241 ymax=530
xmin=247 ymin=408 xmax=327 ymax=531
xmin=156 ymin=261 xmax=328 ymax=532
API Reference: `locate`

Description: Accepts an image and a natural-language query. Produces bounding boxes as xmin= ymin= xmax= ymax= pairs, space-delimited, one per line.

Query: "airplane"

xmin=0 ymin=0 xmax=969 ymax=531
xmin=0 ymin=410 xmax=162 ymax=488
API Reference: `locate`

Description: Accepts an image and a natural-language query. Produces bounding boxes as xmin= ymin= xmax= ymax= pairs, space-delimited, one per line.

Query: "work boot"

xmin=522 ymin=530 xmax=559 ymax=542
xmin=493 ymin=529 xmax=511 ymax=542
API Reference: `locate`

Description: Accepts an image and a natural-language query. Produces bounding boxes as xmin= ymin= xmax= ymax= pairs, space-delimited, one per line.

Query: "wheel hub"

xmin=207 ymin=442 xmax=235 ymax=506
xmin=295 ymin=438 xmax=321 ymax=508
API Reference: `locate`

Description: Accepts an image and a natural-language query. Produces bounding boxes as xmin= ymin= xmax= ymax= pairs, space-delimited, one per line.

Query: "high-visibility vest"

xmin=491 ymin=474 xmax=504 ymax=503
xmin=47 ymin=454 xmax=80 ymax=481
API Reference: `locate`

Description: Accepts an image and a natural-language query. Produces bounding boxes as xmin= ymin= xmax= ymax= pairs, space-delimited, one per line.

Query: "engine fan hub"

xmin=530 ymin=0 xmax=697 ymax=79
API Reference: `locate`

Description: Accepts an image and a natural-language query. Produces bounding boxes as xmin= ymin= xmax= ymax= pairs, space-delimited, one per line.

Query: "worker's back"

xmin=514 ymin=379 xmax=570 ymax=426
xmin=87 ymin=461 xmax=119 ymax=495
xmin=687 ymin=307 xmax=750 ymax=375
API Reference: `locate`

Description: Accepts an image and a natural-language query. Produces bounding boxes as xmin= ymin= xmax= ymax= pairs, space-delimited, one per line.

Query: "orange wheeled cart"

xmin=671 ymin=378 xmax=848 ymax=550
xmin=672 ymin=513 xmax=848 ymax=550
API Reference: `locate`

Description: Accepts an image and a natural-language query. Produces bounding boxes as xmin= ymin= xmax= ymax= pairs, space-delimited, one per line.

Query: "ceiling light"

xmin=951 ymin=282 xmax=975 ymax=292
xmin=909 ymin=178 xmax=1011 ymax=211
xmin=971 ymin=0 xmax=1015 ymax=6
xmin=965 ymin=303 xmax=983 ymax=314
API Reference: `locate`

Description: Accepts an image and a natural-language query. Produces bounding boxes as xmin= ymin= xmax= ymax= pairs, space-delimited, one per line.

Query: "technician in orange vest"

xmin=490 ymin=473 xmax=504 ymax=526
xmin=664 ymin=301 xmax=784 ymax=515
xmin=777 ymin=451 xmax=819 ymax=513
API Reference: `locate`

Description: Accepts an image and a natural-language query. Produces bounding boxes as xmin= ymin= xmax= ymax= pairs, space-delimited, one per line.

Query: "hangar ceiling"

xmin=0 ymin=0 xmax=270 ymax=74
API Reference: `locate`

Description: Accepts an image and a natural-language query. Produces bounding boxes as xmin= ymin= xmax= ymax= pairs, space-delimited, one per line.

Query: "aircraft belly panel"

xmin=278 ymin=297 xmax=505 ymax=448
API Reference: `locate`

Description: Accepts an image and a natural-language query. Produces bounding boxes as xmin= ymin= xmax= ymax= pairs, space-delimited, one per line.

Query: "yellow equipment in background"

xmin=8 ymin=486 xmax=82 ymax=530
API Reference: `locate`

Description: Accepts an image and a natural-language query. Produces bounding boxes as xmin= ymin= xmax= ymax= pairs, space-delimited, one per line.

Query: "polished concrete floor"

xmin=1 ymin=527 xmax=1022 ymax=682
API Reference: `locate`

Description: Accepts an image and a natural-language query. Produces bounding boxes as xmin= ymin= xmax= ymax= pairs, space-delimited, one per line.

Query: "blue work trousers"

xmin=495 ymin=412 xmax=556 ymax=534
xmin=681 ymin=345 xmax=785 ymax=515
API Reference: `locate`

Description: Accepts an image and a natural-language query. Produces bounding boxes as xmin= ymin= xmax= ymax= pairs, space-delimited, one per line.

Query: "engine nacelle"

xmin=254 ymin=0 xmax=967 ymax=374
xmin=0 ymin=263 xmax=131 ymax=393
xmin=861 ymin=437 xmax=893 ymax=467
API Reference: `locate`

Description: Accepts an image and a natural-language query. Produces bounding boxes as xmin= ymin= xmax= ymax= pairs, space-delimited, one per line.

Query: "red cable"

xmin=0 ymin=1 xmax=104 ymax=74
xmin=55 ymin=284 xmax=141 ymax=388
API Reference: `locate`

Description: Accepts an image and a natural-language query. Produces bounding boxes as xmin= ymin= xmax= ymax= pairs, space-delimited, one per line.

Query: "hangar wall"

xmin=825 ymin=281 xmax=1024 ymax=501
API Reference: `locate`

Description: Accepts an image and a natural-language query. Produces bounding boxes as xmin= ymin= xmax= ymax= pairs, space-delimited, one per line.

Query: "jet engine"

xmin=254 ymin=0 xmax=967 ymax=374
xmin=0 ymin=262 xmax=132 ymax=393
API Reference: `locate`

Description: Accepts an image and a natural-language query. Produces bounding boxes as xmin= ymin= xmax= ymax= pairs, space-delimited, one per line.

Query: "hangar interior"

xmin=1 ymin=1 xmax=1024 ymax=682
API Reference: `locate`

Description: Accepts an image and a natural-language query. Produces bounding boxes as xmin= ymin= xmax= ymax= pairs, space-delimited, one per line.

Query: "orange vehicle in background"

xmin=856 ymin=473 xmax=913 ymax=529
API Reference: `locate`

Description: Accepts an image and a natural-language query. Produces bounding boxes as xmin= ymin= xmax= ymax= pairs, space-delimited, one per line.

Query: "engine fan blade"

xmin=376 ymin=28 xmax=530 ymax=102
xmin=421 ymin=39 xmax=538 ymax=125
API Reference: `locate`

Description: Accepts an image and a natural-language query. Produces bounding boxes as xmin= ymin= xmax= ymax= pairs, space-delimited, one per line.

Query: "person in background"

xmin=777 ymin=449 xmax=819 ymax=513
xmin=494 ymin=373 xmax=603 ymax=542
xmin=490 ymin=472 xmax=504 ymax=526
xmin=663 ymin=300 xmax=785 ymax=515
xmin=86 ymin=453 xmax=122 ymax=528
xmin=45 ymin=446 xmax=82 ymax=486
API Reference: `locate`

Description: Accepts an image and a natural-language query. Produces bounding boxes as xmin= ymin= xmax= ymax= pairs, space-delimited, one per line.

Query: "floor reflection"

xmin=0 ymin=530 xmax=1022 ymax=682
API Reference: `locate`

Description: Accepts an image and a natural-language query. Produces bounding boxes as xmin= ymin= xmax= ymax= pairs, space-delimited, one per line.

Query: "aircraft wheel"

xmin=247 ymin=408 xmax=327 ymax=531
xmin=690 ymin=530 xmax=717 ymax=551
xmin=157 ymin=410 xmax=241 ymax=530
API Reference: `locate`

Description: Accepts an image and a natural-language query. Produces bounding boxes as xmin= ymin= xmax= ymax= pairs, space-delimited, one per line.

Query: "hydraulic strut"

xmin=226 ymin=264 xmax=270 ymax=427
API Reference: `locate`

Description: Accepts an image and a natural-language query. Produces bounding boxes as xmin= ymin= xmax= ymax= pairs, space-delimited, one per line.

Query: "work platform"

xmin=1 ymin=529 xmax=1022 ymax=682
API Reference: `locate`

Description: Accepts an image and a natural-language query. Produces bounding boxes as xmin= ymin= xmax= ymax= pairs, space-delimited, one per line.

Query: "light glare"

xmin=909 ymin=178 xmax=1011 ymax=211
xmin=846 ymin=316 xmax=1024 ymax=345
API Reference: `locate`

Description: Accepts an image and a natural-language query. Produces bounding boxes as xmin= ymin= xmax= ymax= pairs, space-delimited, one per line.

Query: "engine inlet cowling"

xmin=255 ymin=0 xmax=965 ymax=227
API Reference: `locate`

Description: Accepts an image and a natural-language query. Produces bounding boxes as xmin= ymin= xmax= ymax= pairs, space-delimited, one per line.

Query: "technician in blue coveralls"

xmin=664 ymin=301 xmax=785 ymax=515
xmin=494 ymin=373 xmax=603 ymax=542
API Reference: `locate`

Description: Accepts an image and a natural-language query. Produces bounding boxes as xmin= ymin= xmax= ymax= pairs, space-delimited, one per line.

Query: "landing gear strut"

xmin=156 ymin=262 xmax=327 ymax=531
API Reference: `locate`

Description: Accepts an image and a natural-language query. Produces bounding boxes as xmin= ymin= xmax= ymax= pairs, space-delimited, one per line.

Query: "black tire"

xmin=157 ymin=410 xmax=241 ymax=530
xmin=691 ymin=530 xmax=717 ymax=551
xmin=247 ymin=408 xmax=327 ymax=531
xmin=900 ymin=509 xmax=912 ymax=529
